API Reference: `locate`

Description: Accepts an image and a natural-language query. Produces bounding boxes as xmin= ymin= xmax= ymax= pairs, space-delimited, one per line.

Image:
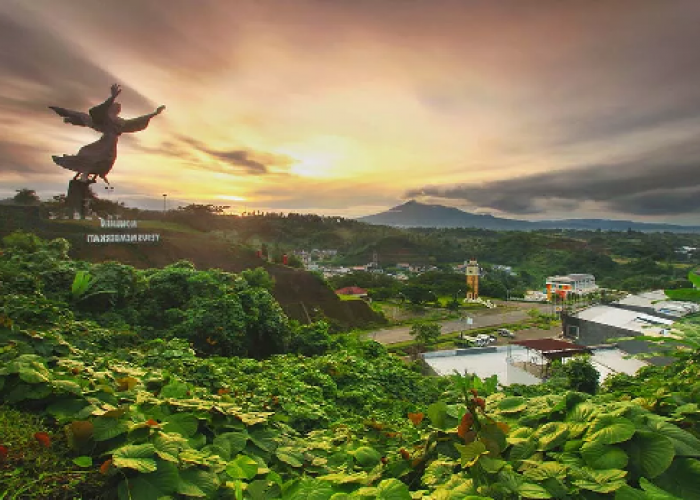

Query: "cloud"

xmin=408 ymin=140 xmax=700 ymax=216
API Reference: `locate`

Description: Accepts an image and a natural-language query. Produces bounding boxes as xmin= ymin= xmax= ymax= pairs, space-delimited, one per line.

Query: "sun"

xmin=289 ymin=151 xmax=337 ymax=178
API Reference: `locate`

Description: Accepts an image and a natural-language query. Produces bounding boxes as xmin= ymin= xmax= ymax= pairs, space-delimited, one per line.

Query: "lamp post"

xmin=162 ymin=193 xmax=167 ymax=212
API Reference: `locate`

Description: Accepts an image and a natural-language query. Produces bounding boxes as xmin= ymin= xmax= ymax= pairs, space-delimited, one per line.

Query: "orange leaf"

xmin=99 ymin=459 xmax=113 ymax=475
xmin=400 ymin=448 xmax=411 ymax=460
xmin=145 ymin=419 xmax=159 ymax=427
xmin=457 ymin=412 xmax=474 ymax=438
xmin=470 ymin=388 xmax=479 ymax=397
xmin=206 ymin=336 xmax=218 ymax=345
xmin=34 ymin=432 xmax=51 ymax=448
xmin=0 ymin=445 xmax=7 ymax=461
xmin=70 ymin=420 xmax=94 ymax=441
xmin=408 ymin=412 xmax=424 ymax=426
xmin=217 ymin=388 xmax=230 ymax=395
xmin=496 ymin=421 xmax=510 ymax=434
xmin=474 ymin=397 xmax=486 ymax=411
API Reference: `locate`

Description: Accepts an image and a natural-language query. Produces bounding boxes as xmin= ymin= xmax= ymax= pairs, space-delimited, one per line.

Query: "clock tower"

xmin=466 ymin=258 xmax=479 ymax=299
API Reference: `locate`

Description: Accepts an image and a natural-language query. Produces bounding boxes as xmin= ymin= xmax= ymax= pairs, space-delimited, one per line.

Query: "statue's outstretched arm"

xmin=121 ymin=105 xmax=166 ymax=134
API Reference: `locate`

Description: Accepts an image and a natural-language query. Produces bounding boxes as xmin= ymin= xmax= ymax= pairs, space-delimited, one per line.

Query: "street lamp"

xmin=162 ymin=193 xmax=167 ymax=212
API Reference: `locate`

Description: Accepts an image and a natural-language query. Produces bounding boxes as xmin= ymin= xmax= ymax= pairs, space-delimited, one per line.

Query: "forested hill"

xmin=359 ymin=200 xmax=700 ymax=232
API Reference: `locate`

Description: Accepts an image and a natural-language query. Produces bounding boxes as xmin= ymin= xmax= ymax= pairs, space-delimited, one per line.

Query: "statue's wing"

xmin=49 ymin=106 xmax=94 ymax=128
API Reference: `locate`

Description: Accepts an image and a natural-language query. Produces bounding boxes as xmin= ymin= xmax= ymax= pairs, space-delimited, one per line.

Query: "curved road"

xmin=366 ymin=302 xmax=554 ymax=344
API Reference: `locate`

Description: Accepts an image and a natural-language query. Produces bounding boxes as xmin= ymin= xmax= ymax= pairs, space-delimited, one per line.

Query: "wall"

xmin=562 ymin=314 xmax=672 ymax=366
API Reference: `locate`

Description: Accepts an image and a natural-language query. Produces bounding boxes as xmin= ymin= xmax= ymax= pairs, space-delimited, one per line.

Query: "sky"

xmin=1 ymin=0 xmax=700 ymax=222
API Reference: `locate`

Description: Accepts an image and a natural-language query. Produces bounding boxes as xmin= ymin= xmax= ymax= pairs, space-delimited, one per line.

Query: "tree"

xmin=409 ymin=322 xmax=441 ymax=350
xmin=560 ymin=356 xmax=600 ymax=394
xmin=13 ymin=188 xmax=40 ymax=205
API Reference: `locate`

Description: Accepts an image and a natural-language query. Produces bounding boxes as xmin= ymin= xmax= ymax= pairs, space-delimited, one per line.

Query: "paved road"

xmin=366 ymin=301 xmax=553 ymax=344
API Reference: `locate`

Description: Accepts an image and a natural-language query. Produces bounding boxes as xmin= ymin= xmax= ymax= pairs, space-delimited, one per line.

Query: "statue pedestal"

xmin=66 ymin=179 xmax=93 ymax=219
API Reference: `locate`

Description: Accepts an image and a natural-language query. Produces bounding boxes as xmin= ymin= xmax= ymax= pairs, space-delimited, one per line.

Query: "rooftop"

xmin=575 ymin=305 xmax=674 ymax=334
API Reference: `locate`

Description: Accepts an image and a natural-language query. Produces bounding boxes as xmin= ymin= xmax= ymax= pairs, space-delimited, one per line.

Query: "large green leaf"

xmin=523 ymin=462 xmax=567 ymax=481
xmin=567 ymin=402 xmax=598 ymax=423
xmin=455 ymin=441 xmax=487 ymax=467
xmin=177 ymin=469 xmax=220 ymax=498
xmin=586 ymin=416 xmax=636 ymax=445
xmin=153 ymin=432 xmax=184 ymax=462
xmin=645 ymin=421 xmax=700 ymax=457
xmin=283 ymin=477 xmax=334 ymax=500
xmin=93 ymin=417 xmax=129 ymax=441
xmin=535 ymin=422 xmax=569 ymax=451
xmin=52 ymin=379 xmax=82 ymax=394
xmin=249 ymin=428 xmax=277 ymax=452
xmin=651 ymin=458 xmax=700 ymax=499
xmin=427 ymin=401 xmax=449 ymax=430
xmin=580 ymin=441 xmax=629 ymax=470
xmin=572 ymin=468 xmax=627 ymax=494
xmin=18 ymin=364 xmax=50 ymax=384
xmin=639 ymin=478 xmax=684 ymax=499
xmin=162 ymin=413 xmax=199 ymax=437
xmin=625 ymin=431 xmax=675 ymax=479
xmin=276 ymin=447 xmax=305 ymax=468
xmin=226 ymin=454 xmax=259 ymax=480
xmin=374 ymin=478 xmax=412 ymax=499
xmin=518 ymin=483 xmax=553 ymax=499
xmin=509 ymin=438 xmax=538 ymax=463
xmin=498 ymin=396 xmax=527 ymax=414
xmin=117 ymin=459 xmax=179 ymax=500
xmin=212 ymin=430 xmax=249 ymax=460
xmin=112 ymin=443 xmax=157 ymax=473
xmin=353 ymin=446 xmax=382 ymax=468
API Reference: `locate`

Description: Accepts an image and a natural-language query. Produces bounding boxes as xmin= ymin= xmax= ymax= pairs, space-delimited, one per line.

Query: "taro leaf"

xmin=48 ymin=399 xmax=92 ymax=420
xmin=353 ymin=446 xmax=382 ymax=468
xmin=614 ymin=485 xmax=649 ymax=499
xmin=479 ymin=456 xmax=507 ymax=474
xmin=66 ymin=420 xmax=94 ymax=449
xmin=117 ymin=460 xmax=179 ymax=500
xmin=580 ymin=441 xmax=629 ymax=470
xmin=317 ymin=472 xmax=369 ymax=485
xmin=645 ymin=421 xmax=700 ymax=457
xmin=162 ymin=413 xmax=199 ymax=437
xmin=283 ymin=477 xmax=335 ymax=500
xmin=276 ymin=447 xmax=305 ymax=468
xmin=177 ymin=468 xmax=220 ymax=498
xmin=72 ymin=456 xmax=92 ymax=468
xmin=247 ymin=479 xmax=281 ymax=500
xmin=498 ymin=396 xmax=527 ymax=414
xmin=153 ymin=432 xmax=183 ymax=462
xmin=93 ymin=417 xmax=129 ymax=441
xmin=115 ymin=376 xmax=139 ymax=392
xmin=19 ymin=364 xmax=50 ymax=384
xmin=639 ymin=477 xmax=684 ymax=499
xmin=651 ymin=457 xmax=700 ymax=499
xmin=541 ymin=477 xmax=570 ymax=499
xmin=572 ymin=468 xmax=628 ymax=494
xmin=535 ymin=422 xmax=569 ymax=451
xmin=509 ymin=438 xmax=538 ymax=463
xmin=567 ymin=402 xmax=598 ymax=423
xmin=112 ymin=443 xmax=157 ymax=472
xmin=422 ymin=460 xmax=455 ymax=486
xmin=586 ymin=416 xmax=636 ymax=445
xmin=625 ymin=430 xmax=675 ymax=479
xmin=374 ymin=478 xmax=412 ymax=499
xmin=212 ymin=430 xmax=249 ymax=460
xmin=523 ymin=462 xmax=567 ymax=481
xmin=563 ymin=439 xmax=583 ymax=452
xmin=518 ymin=483 xmax=553 ymax=499
xmin=226 ymin=454 xmax=259 ymax=480
xmin=427 ymin=401 xmax=449 ymax=430
xmin=455 ymin=441 xmax=487 ymax=467
xmin=160 ymin=379 xmax=189 ymax=399
xmin=52 ymin=380 xmax=82 ymax=395
xmin=249 ymin=428 xmax=277 ymax=452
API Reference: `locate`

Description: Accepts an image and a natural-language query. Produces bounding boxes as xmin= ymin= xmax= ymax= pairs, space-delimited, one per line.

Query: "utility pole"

xmin=162 ymin=193 xmax=167 ymax=212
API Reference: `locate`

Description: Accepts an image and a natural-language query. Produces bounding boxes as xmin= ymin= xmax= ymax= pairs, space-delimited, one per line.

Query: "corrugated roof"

xmin=576 ymin=305 xmax=673 ymax=333
xmin=512 ymin=339 xmax=590 ymax=354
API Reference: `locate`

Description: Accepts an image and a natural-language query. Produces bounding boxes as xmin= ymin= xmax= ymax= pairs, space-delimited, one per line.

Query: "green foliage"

xmin=409 ymin=322 xmax=441 ymax=348
xmin=665 ymin=288 xmax=700 ymax=303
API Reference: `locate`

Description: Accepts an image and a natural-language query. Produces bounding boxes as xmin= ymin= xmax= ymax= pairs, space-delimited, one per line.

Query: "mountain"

xmin=357 ymin=201 xmax=700 ymax=232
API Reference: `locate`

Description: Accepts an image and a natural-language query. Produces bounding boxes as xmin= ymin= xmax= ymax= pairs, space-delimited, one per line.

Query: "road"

xmin=366 ymin=301 xmax=554 ymax=345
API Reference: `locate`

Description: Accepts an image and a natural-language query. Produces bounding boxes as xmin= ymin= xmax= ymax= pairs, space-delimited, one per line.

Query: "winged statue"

xmin=49 ymin=84 xmax=165 ymax=184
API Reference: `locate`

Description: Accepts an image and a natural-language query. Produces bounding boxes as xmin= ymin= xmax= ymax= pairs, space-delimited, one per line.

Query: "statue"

xmin=50 ymin=84 xmax=165 ymax=185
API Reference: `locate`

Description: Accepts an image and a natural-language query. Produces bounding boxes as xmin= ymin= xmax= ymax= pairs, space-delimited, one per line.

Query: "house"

xmin=546 ymin=274 xmax=597 ymax=299
xmin=334 ymin=286 xmax=369 ymax=297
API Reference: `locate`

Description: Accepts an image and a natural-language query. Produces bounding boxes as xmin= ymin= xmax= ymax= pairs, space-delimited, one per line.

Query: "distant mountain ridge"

xmin=357 ymin=201 xmax=700 ymax=232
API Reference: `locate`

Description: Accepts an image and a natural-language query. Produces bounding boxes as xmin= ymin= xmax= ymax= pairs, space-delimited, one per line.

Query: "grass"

xmin=0 ymin=406 xmax=105 ymax=499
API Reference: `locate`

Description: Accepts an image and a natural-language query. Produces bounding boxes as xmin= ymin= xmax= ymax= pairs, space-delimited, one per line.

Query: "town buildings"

xmin=545 ymin=274 xmax=597 ymax=299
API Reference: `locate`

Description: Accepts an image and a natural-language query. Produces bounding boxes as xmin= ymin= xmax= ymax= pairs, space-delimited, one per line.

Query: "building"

xmin=466 ymin=258 xmax=479 ymax=299
xmin=612 ymin=290 xmax=699 ymax=319
xmin=562 ymin=304 xmax=675 ymax=364
xmin=546 ymin=274 xmax=597 ymax=299
xmin=334 ymin=286 xmax=369 ymax=298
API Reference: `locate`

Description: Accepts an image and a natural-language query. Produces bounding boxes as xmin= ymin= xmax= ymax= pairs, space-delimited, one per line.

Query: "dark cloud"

xmin=0 ymin=138 xmax=53 ymax=175
xmin=408 ymin=141 xmax=700 ymax=216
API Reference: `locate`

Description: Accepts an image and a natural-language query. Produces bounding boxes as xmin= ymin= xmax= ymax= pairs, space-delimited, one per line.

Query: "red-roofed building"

xmin=335 ymin=286 xmax=368 ymax=297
